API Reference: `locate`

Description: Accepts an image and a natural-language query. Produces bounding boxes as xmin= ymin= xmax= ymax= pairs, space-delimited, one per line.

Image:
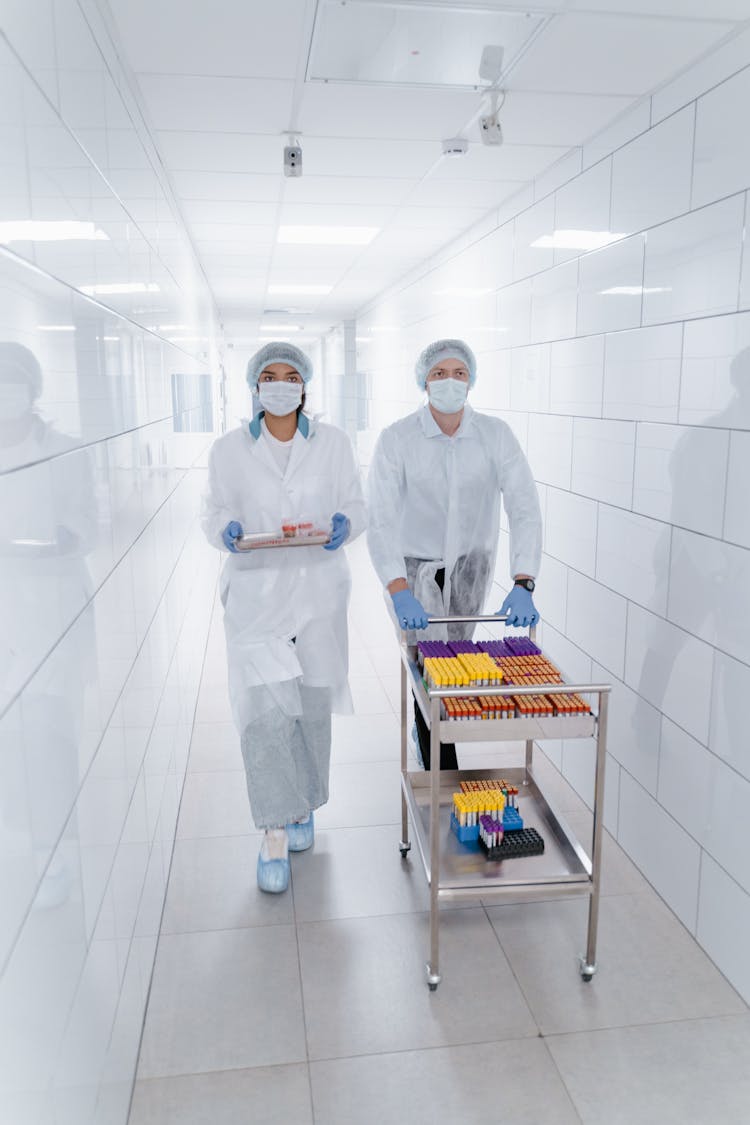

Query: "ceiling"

xmin=107 ymin=0 xmax=750 ymax=344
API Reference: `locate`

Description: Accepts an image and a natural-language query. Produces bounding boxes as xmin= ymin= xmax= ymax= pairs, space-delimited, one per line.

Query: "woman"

xmin=202 ymin=342 xmax=365 ymax=893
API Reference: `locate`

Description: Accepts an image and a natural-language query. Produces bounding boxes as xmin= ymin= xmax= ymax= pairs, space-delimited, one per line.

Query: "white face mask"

xmin=258 ymin=382 xmax=303 ymax=417
xmin=0 ymin=383 xmax=32 ymax=421
xmin=427 ymin=376 xmax=468 ymax=414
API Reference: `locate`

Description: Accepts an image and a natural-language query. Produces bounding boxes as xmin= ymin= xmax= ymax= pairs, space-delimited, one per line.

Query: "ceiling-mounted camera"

xmin=284 ymin=137 xmax=302 ymax=178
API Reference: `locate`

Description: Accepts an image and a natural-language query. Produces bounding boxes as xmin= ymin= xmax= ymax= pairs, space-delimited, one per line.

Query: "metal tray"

xmin=235 ymin=532 xmax=330 ymax=551
xmin=402 ymin=766 xmax=592 ymax=895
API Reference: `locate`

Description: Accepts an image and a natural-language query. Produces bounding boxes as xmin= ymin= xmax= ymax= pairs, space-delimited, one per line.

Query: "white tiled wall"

xmin=0 ymin=4 xmax=222 ymax=1122
xmin=355 ymin=62 xmax=750 ymax=1004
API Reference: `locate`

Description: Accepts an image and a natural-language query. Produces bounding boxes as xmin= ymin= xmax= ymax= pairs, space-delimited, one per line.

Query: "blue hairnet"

xmin=0 ymin=342 xmax=43 ymax=399
xmin=246 ymin=341 xmax=313 ymax=388
xmin=415 ymin=339 xmax=477 ymax=389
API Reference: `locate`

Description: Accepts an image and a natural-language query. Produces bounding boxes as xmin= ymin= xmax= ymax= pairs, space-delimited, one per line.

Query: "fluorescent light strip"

xmin=260 ymin=324 xmax=301 ymax=332
xmin=278 ymin=226 xmax=379 ymax=246
xmin=0 ymin=221 xmax=109 ymax=243
xmin=434 ymin=287 xmax=492 ymax=297
xmin=37 ymin=324 xmax=75 ymax=331
xmin=532 ymin=229 xmax=626 ymax=251
xmin=600 ymin=286 xmax=671 ymax=296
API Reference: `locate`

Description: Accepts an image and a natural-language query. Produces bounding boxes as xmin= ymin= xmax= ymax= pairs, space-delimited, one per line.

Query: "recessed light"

xmin=0 ymin=221 xmax=109 ymax=243
xmin=600 ymin=286 xmax=671 ymax=296
xmin=532 ymin=230 xmax=626 ymax=251
xmin=277 ymin=226 xmax=379 ymax=246
xmin=434 ymin=287 xmax=492 ymax=297
xmin=81 ymin=282 xmax=161 ymax=295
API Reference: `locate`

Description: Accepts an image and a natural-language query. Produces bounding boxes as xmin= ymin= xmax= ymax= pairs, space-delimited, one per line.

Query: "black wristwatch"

xmin=514 ymin=577 xmax=536 ymax=592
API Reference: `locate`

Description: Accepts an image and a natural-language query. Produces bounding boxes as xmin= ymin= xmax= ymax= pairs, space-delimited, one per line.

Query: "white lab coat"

xmin=202 ymin=413 xmax=365 ymax=730
xmin=366 ymin=403 xmax=541 ymax=635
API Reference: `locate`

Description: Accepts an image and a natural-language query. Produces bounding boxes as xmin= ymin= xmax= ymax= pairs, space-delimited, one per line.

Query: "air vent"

xmin=308 ymin=1 xmax=549 ymax=90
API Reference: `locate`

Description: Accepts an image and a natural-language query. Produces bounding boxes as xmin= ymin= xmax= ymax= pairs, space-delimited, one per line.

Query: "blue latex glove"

xmin=323 ymin=512 xmax=351 ymax=551
xmin=222 ymin=520 xmax=243 ymax=552
xmin=498 ymin=585 xmax=539 ymax=628
xmin=391 ymin=589 xmax=429 ymax=630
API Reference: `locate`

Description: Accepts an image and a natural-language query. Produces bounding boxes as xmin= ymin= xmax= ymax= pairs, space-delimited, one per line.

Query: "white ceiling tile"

xmin=302 ymin=136 xmax=438 ymax=179
xmin=433 ymin=144 xmax=570 ymax=182
xmin=172 ymin=171 xmax=281 ymax=202
xmin=195 ymin=241 xmax=273 ymax=259
xmin=156 ymin=131 xmax=281 ymax=173
xmin=408 ymin=179 xmax=522 ymax=210
xmin=137 ymin=75 xmax=295 ymax=133
xmin=389 ymin=205 xmax=486 ymax=231
xmin=279 ymin=176 xmax=417 ymax=206
xmin=278 ymin=202 xmax=397 ymax=227
xmin=108 ymin=0 xmax=308 ymax=78
xmin=190 ymin=222 xmax=277 ymax=245
xmin=297 ymin=83 xmax=479 ymax=140
xmin=182 ymin=200 xmax=279 ymax=225
xmin=510 ymin=12 xmax=735 ymax=96
xmin=270 ymin=245 xmax=365 ymax=273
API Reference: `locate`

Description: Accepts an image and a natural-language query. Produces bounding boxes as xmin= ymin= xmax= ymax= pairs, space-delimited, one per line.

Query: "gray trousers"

xmin=240 ymin=684 xmax=332 ymax=830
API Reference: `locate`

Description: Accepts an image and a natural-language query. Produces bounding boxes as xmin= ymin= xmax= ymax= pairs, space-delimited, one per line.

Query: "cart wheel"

xmin=425 ymin=965 xmax=441 ymax=991
xmin=579 ymin=958 xmax=596 ymax=983
xmin=399 ymin=842 xmax=411 ymax=858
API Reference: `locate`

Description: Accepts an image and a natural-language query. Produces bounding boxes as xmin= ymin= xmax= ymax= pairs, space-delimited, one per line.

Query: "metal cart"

xmin=398 ymin=615 xmax=611 ymax=991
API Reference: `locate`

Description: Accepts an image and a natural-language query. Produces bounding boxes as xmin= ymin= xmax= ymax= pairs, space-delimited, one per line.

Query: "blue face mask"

xmin=427 ymin=376 xmax=468 ymax=414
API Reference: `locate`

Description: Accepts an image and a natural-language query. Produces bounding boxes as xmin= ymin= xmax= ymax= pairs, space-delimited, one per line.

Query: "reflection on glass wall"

xmin=0 ymin=0 xmax=223 ymax=1120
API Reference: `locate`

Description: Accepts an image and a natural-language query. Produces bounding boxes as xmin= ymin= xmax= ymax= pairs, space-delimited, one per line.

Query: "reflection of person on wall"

xmin=635 ymin=345 xmax=750 ymax=740
xmin=0 ymin=343 xmax=97 ymax=908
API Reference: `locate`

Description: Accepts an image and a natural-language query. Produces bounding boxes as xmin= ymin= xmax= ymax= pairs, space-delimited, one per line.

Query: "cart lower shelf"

xmin=402 ymin=765 xmax=593 ymax=899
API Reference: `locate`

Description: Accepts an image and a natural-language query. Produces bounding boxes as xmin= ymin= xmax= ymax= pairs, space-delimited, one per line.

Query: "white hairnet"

xmin=246 ymin=341 xmax=313 ymax=388
xmin=415 ymin=339 xmax=477 ymax=389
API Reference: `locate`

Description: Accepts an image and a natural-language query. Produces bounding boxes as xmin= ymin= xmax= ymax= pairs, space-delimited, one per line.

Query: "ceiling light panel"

xmin=308 ymin=1 xmax=549 ymax=89
xmin=0 ymin=221 xmax=109 ymax=243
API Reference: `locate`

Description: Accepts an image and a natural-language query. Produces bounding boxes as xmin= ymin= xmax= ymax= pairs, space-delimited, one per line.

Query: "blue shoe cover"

xmin=257 ymin=853 xmax=290 ymax=893
xmin=286 ymin=811 xmax=314 ymax=852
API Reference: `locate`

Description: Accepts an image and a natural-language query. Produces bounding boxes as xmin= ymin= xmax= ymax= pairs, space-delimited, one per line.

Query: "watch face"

xmin=517 ymin=578 xmax=535 ymax=592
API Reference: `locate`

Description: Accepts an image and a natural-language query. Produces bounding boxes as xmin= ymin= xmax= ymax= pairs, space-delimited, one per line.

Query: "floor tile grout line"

xmin=290 ymin=845 xmax=317 ymax=1119
xmin=128 ymin=1008 xmax=750 ymax=1088
xmin=125 ymin=573 xmax=222 ymax=1125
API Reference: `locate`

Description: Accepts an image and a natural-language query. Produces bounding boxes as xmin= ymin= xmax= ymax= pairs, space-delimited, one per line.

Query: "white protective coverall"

xmin=202 ymin=412 xmax=365 ymax=822
xmin=367 ymin=402 xmax=541 ymax=641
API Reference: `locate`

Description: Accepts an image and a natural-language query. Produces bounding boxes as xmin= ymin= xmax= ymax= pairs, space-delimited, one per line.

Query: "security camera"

xmin=479 ymin=115 xmax=503 ymax=146
xmin=284 ymin=145 xmax=302 ymax=178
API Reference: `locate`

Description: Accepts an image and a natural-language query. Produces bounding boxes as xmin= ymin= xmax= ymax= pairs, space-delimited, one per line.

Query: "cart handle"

xmin=426 ymin=614 xmax=509 ymax=624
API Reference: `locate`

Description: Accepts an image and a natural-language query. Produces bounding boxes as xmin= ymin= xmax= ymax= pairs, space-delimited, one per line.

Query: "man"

xmin=367 ymin=338 xmax=542 ymax=770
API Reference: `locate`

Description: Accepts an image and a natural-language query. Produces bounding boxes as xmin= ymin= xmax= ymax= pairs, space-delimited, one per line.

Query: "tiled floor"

xmin=128 ymin=540 xmax=749 ymax=1124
